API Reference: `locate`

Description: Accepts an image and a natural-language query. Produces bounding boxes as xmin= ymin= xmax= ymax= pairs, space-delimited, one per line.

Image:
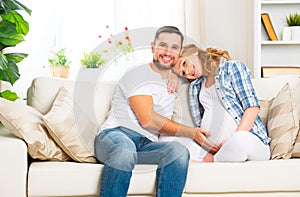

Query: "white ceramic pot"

xmin=282 ymin=27 xmax=292 ymax=41
xmin=290 ymin=26 xmax=300 ymax=41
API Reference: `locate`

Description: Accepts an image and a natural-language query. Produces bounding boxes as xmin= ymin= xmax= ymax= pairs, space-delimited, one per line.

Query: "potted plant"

xmin=283 ymin=12 xmax=300 ymax=41
xmin=0 ymin=0 xmax=31 ymax=101
xmin=80 ymin=51 xmax=107 ymax=68
xmin=48 ymin=48 xmax=71 ymax=78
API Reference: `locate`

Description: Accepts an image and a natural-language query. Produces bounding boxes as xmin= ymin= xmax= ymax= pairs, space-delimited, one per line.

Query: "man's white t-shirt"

xmin=100 ymin=64 xmax=176 ymax=142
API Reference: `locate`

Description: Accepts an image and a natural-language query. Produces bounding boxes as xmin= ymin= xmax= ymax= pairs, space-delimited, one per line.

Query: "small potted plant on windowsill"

xmin=283 ymin=12 xmax=300 ymax=41
xmin=48 ymin=48 xmax=71 ymax=78
xmin=80 ymin=51 xmax=107 ymax=69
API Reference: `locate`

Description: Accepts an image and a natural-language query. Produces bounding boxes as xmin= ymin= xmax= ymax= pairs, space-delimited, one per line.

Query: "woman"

xmin=169 ymin=44 xmax=271 ymax=162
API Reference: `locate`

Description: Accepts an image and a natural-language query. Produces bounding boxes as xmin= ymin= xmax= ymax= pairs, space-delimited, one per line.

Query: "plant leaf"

xmin=0 ymin=0 xmax=31 ymax=15
xmin=0 ymin=89 xmax=19 ymax=101
xmin=0 ymin=21 xmax=24 ymax=46
xmin=0 ymin=52 xmax=8 ymax=70
xmin=6 ymin=52 xmax=28 ymax=63
xmin=2 ymin=11 xmax=29 ymax=35
xmin=0 ymin=60 xmax=20 ymax=85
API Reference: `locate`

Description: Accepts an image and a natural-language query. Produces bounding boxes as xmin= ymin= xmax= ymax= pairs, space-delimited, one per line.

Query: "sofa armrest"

xmin=0 ymin=125 xmax=27 ymax=197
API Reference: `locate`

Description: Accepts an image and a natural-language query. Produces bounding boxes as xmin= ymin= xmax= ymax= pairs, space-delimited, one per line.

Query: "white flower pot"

xmin=282 ymin=27 xmax=291 ymax=41
xmin=290 ymin=26 xmax=300 ymax=41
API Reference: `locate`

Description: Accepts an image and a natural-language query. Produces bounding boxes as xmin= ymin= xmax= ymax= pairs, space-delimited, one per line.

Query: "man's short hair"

xmin=154 ymin=26 xmax=184 ymax=47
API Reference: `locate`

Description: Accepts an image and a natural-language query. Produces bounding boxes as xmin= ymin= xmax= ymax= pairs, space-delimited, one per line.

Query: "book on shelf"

xmin=261 ymin=66 xmax=300 ymax=78
xmin=261 ymin=13 xmax=278 ymax=41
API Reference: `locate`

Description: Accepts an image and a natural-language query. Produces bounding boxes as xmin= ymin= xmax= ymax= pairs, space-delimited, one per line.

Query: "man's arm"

xmin=129 ymin=95 xmax=220 ymax=153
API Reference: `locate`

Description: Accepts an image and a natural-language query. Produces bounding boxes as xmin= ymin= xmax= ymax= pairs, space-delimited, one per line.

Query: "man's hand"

xmin=193 ymin=128 xmax=220 ymax=154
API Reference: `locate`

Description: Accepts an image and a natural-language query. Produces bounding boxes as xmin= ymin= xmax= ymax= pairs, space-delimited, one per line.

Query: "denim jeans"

xmin=94 ymin=126 xmax=189 ymax=197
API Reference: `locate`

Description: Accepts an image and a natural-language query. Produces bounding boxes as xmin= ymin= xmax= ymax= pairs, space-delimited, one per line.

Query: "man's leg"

xmin=94 ymin=127 xmax=137 ymax=197
xmin=138 ymin=140 xmax=190 ymax=197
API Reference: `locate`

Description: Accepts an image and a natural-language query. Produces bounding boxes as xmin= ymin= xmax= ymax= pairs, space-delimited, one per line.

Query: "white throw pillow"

xmin=43 ymin=86 xmax=98 ymax=163
xmin=0 ymin=98 xmax=70 ymax=161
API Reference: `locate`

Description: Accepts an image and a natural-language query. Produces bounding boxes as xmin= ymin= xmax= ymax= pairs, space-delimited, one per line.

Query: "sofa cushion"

xmin=252 ymin=75 xmax=300 ymax=120
xmin=27 ymin=159 xmax=300 ymax=196
xmin=267 ymin=83 xmax=299 ymax=159
xmin=0 ymin=98 xmax=70 ymax=161
xmin=27 ymin=77 xmax=75 ymax=114
xmin=185 ymin=159 xmax=300 ymax=194
xmin=28 ymin=162 xmax=157 ymax=196
xmin=43 ymin=86 xmax=97 ymax=163
xmin=27 ymin=77 xmax=117 ymax=127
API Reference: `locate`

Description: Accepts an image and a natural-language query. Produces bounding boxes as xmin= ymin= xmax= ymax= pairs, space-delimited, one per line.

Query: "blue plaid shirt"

xmin=189 ymin=60 xmax=271 ymax=145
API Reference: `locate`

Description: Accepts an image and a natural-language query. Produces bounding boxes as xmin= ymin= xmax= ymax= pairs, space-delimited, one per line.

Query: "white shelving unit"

xmin=253 ymin=0 xmax=300 ymax=78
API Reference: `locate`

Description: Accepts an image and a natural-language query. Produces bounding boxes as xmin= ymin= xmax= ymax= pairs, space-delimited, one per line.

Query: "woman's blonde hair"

xmin=182 ymin=44 xmax=232 ymax=75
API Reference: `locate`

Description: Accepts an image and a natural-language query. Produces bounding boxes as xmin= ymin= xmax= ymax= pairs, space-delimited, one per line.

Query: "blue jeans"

xmin=94 ymin=126 xmax=189 ymax=197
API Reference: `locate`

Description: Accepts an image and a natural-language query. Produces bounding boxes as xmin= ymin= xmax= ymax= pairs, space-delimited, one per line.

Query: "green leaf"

xmin=0 ymin=0 xmax=31 ymax=15
xmin=0 ymin=52 xmax=8 ymax=70
xmin=0 ymin=89 xmax=19 ymax=101
xmin=2 ymin=11 xmax=29 ymax=35
xmin=0 ymin=60 xmax=20 ymax=85
xmin=6 ymin=53 xmax=28 ymax=63
xmin=0 ymin=21 xmax=24 ymax=46
xmin=0 ymin=42 xmax=5 ymax=51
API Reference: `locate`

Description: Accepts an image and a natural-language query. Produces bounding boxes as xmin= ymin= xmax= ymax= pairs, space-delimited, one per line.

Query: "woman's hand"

xmin=193 ymin=128 xmax=220 ymax=154
xmin=166 ymin=71 xmax=180 ymax=94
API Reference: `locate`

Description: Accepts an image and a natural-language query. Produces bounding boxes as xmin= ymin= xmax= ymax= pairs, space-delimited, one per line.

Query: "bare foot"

xmin=203 ymin=152 xmax=214 ymax=162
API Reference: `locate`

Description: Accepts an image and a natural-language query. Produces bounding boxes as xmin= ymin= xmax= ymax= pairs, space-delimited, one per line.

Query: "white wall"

xmin=201 ymin=0 xmax=254 ymax=72
xmin=11 ymin=0 xmax=252 ymax=99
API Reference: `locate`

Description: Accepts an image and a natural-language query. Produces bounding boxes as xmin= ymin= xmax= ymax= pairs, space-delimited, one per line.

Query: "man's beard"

xmin=153 ymin=58 xmax=173 ymax=71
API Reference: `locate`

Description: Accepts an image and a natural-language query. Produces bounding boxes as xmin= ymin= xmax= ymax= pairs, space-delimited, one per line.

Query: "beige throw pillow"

xmin=267 ymin=83 xmax=299 ymax=159
xmin=0 ymin=98 xmax=70 ymax=161
xmin=43 ymin=86 xmax=98 ymax=163
xmin=258 ymin=100 xmax=271 ymax=126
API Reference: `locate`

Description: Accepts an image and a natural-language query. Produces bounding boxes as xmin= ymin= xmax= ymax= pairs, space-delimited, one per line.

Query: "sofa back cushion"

xmin=251 ymin=75 xmax=300 ymax=119
xmin=27 ymin=77 xmax=117 ymax=127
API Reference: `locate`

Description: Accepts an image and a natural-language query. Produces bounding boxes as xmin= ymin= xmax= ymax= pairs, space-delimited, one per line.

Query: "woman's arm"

xmin=166 ymin=71 xmax=180 ymax=94
xmin=236 ymin=106 xmax=260 ymax=131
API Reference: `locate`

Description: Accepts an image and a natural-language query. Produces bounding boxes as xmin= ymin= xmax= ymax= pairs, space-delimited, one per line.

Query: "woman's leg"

xmin=214 ymin=131 xmax=270 ymax=162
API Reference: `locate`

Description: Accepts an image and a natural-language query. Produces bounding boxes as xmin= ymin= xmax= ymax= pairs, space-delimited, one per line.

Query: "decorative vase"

xmin=282 ymin=27 xmax=292 ymax=41
xmin=290 ymin=26 xmax=300 ymax=41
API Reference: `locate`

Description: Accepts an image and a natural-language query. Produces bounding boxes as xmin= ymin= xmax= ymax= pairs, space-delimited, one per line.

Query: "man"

xmin=94 ymin=26 xmax=217 ymax=197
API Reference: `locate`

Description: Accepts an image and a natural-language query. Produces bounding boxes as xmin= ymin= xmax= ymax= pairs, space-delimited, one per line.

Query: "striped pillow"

xmin=268 ymin=83 xmax=299 ymax=159
xmin=258 ymin=100 xmax=271 ymax=125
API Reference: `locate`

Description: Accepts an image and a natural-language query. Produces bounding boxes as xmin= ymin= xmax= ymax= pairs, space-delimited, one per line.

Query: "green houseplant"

xmin=80 ymin=52 xmax=107 ymax=68
xmin=48 ymin=48 xmax=71 ymax=78
xmin=286 ymin=12 xmax=300 ymax=26
xmin=0 ymin=0 xmax=31 ymax=101
xmin=284 ymin=12 xmax=300 ymax=41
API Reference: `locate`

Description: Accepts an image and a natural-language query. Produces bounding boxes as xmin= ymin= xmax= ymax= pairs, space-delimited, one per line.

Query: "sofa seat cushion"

xmin=185 ymin=159 xmax=300 ymax=194
xmin=28 ymin=162 xmax=157 ymax=197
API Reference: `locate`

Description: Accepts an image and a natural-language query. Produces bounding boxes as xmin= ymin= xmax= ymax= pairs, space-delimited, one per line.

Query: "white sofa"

xmin=1 ymin=75 xmax=300 ymax=197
